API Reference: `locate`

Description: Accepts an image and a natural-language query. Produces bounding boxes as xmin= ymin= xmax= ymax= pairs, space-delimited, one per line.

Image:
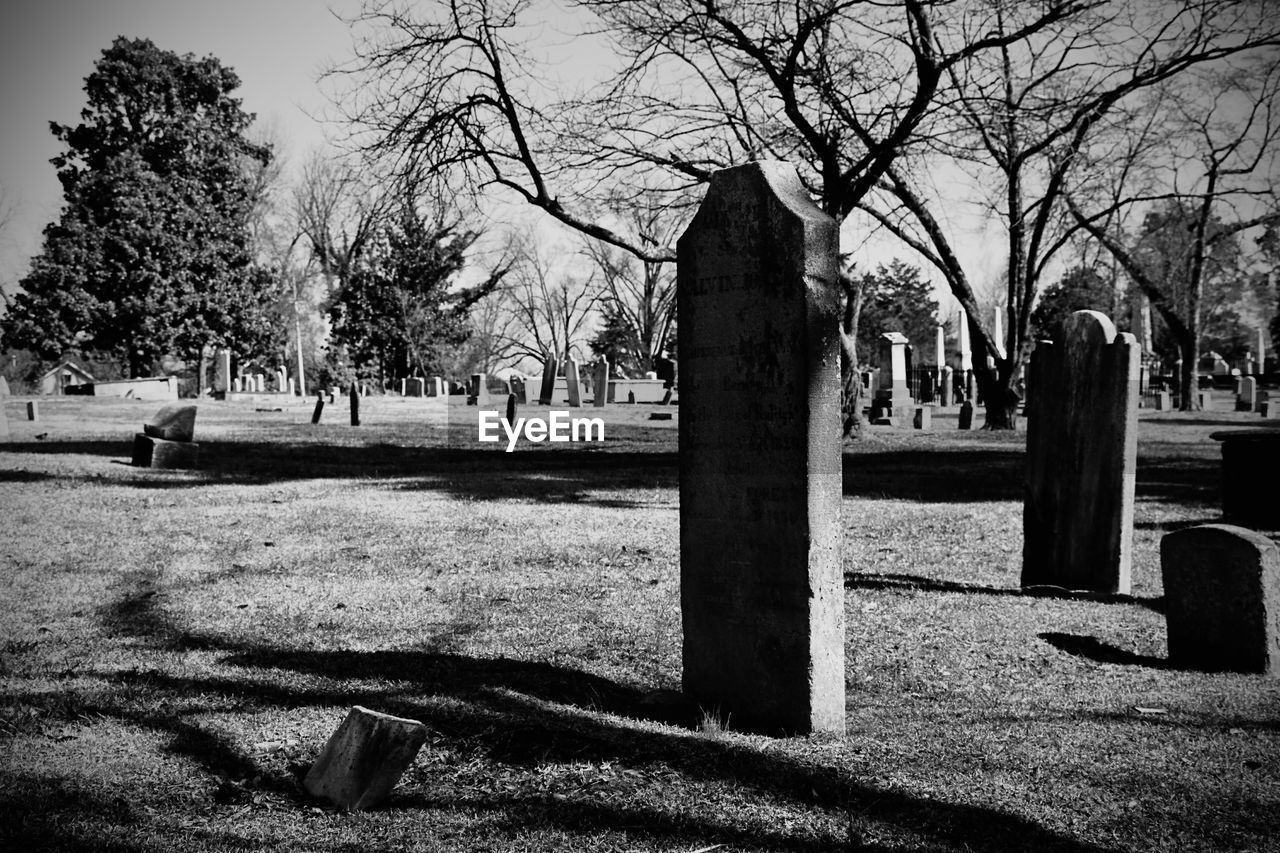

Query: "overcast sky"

xmin=0 ymin=0 xmax=362 ymax=290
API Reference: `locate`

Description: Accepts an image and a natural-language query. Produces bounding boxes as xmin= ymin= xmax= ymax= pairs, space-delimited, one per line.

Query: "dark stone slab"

xmin=1023 ymin=312 xmax=1138 ymax=594
xmin=1210 ymin=429 xmax=1280 ymax=530
xmin=676 ymin=161 xmax=844 ymax=736
xmin=1161 ymin=524 xmax=1280 ymax=675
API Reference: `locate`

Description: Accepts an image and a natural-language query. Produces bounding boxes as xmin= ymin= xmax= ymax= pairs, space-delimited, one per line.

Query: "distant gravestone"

xmin=1023 ymin=311 xmax=1138 ymax=594
xmin=538 ymin=355 xmax=558 ymax=406
xmin=940 ymin=365 xmax=953 ymax=407
xmin=593 ymin=359 xmax=609 ymax=407
xmin=303 ymin=706 xmax=428 ymax=811
xmin=913 ymin=406 xmax=931 ymax=430
xmin=407 ymin=377 xmax=425 ymax=398
xmin=0 ymin=375 xmax=9 ymax=397
xmin=215 ymin=350 xmax=231 ymax=393
xmin=1239 ymin=376 xmax=1259 ymax=412
xmin=505 ymin=393 xmax=517 ymax=428
xmin=428 ymin=377 xmax=445 ymax=397
xmin=471 ymin=373 xmax=489 ymax=406
xmin=958 ymin=400 xmax=973 ymax=430
xmin=875 ymin=332 xmax=913 ymax=423
xmin=677 ymin=161 xmax=844 ymax=735
xmin=1161 ymin=524 xmax=1280 ymax=675
xmin=564 ymin=359 xmax=582 ymax=407
xmin=232 ymin=377 xmax=242 ymax=393
xmin=27 ymin=401 xmax=38 ymax=421
xmin=349 ymin=386 xmax=360 ymax=427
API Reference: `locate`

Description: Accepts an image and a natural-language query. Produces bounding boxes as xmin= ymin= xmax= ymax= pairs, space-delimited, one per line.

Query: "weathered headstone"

xmin=1155 ymin=390 xmax=1172 ymax=411
xmin=232 ymin=377 xmax=242 ymax=393
xmin=428 ymin=377 xmax=445 ymax=397
xmin=958 ymin=400 xmax=973 ymax=430
xmin=873 ymin=332 xmax=912 ymax=423
xmin=349 ymin=386 xmax=360 ymax=426
xmin=564 ymin=359 xmax=582 ymax=407
xmin=407 ymin=377 xmax=425 ymax=398
xmin=142 ymin=405 xmax=197 ymax=442
xmin=27 ymin=401 xmax=38 ymax=421
xmin=311 ymin=396 xmax=325 ymax=425
xmin=133 ymin=405 xmax=199 ymax=469
xmin=940 ymin=365 xmax=954 ymax=407
xmin=1023 ymin=311 xmax=1138 ymax=594
xmin=538 ymin=355 xmax=558 ymax=406
xmin=303 ymin=706 xmax=429 ymax=811
xmin=1161 ymin=524 xmax=1279 ymax=675
xmin=913 ymin=406 xmax=931 ymax=430
xmin=593 ymin=359 xmax=610 ymax=407
xmin=505 ymin=392 xmax=517 ymax=428
xmin=677 ymin=161 xmax=844 ymax=735
xmin=1239 ymin=376 xmax=1258 ymax=412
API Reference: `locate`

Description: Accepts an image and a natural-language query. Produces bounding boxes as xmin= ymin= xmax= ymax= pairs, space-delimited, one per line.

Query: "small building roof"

xmin=37 ymin=359 xmax=96 ymax=384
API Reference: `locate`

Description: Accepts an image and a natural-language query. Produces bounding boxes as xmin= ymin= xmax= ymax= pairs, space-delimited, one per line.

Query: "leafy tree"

xmin=0 ymin=37 xmax=279 ymax=377
xmin=1029 ymin=265 xmax=1117 ymax=341
xmin=327 ymin=199 xmax=508 ymax=382
xmin=854 ymin=259 xmax=939 ymax=365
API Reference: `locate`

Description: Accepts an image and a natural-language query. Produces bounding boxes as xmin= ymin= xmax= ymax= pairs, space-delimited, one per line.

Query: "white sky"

xmin=0 ymin=0 xmax=995 ymax=322
xmin=0 ymin=0 xmax=361 ymax=291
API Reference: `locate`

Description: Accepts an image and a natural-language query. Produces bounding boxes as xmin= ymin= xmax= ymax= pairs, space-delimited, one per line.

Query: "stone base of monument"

xmin=131 ymin=433 xmax=199 ymax=469
xmin=303 ymin=706 xmax=428 ymax=811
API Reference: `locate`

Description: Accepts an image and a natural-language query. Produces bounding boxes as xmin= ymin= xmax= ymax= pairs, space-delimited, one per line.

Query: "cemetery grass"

xmin=1 ymin=397 xmax=1277 ymax=853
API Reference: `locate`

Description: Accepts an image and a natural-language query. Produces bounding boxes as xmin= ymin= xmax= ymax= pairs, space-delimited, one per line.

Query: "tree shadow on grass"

xmin=1039 ymin=632 xmax=1170 ymax=670
xmin=841 ymin=448 xmax=1025 ymax=502
xmin=0 ymin=581 xmax=1121 ymax=853
xmin=846 ymin=572 xmax=1164 ymax=613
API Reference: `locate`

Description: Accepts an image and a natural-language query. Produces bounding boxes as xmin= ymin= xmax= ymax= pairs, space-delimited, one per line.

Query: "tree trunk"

xmin=978 ymin=363 xmax=1020 ymax=430
xmin=1178 ymin=334 xmax=1201 ymax=412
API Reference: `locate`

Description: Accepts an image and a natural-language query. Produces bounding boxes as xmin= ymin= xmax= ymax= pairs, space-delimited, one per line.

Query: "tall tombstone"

xmin=215 ymin=349 xmax=231 ymax=394
xmin=471 ymin=373 xmax=490 ymax=406
xmin=349 ymin=386 xmax=361 ymax=427
xmin=677 ymin=161 xmax=844 ymax=736
xmin=593 ymin=359 xmax=610 ymax=407
xmin=1239 ymin=376 xmax=1258 ymax=412
xmin=1023 ymin=311 xmax=1138 ymax=594
xmin=876 ymin=332 xmax=912 ymax=421
xmin=538 ymin=355 xmax=558 ymax=406
xmin=564 ymin=359 xmax=582 ymax=407
xmin=940 ymin=365 xmax=954 ymax=407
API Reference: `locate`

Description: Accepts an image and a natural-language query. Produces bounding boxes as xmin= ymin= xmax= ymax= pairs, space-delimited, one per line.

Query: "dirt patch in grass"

xmin=1 ymin=397 xmax=1277 ymax=851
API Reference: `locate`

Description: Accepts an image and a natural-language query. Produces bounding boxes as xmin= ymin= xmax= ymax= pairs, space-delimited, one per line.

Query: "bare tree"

xmin=492 ymin=234 xmax=602 ymax=365
xmin=1067 ymin=54 xmax=1280 ymax=408
xmin=856 ymin=0 xmax=1280 ymax=427
xmin=336 ymin=0 xmax=1093 ymax=434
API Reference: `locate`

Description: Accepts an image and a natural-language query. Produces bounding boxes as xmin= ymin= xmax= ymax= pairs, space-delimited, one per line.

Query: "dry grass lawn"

xmin=0 ymin=394 xmax=1277 ymax=852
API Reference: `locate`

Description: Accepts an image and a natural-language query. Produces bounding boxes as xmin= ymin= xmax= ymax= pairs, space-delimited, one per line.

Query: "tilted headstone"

xmin=593 ymin=359 xmax=609 ymax=407
xmin=303 ymin=706 xmax=429 ymax=811
xmin=142 ymin=404 xmax=197 ymax=442
xmin=564 ymin=359 xmax=582 ymax=407
xmin=27 ymin=401 xmax=38 ymax=421
xmin=538 ymin=355 xmax=558 ymax=406
xmin=677 ymin=161 xmax=844 ymax=735
xmin=1023 ymin=310 xmax=1138 ymax=594
xmin=1161 ymin=524 xmax=1279 ymax=675
xmin=311 ymin=397 xmax=325 ymax=425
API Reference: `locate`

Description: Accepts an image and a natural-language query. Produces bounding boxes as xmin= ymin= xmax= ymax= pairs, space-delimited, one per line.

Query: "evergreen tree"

xmin=0 ymin=37 xmax=277 ymax=377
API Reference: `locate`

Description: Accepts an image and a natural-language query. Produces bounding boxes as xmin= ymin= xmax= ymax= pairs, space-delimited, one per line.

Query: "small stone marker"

xmin=1239 ymin=377 xmax=1259 ymax=412
xmin=593 ymin=359 xmax=609 ymax=407
xmin=349 ymin=386 xmax=360 ymax=427
xmin=505 ymin=392 xmax=517 ymax=427
xmin=27 ymin=401 xmax=38 ymax=421
xmin=232 ymin=377 xmax=242 ymax=393
xmin=471 ymin=373 xmax=489 ymax=406
xmin=1023 ymin=311 xmax=1138 ymax=594
xmin=677 ymin=161 xmax=844 ymax=735
xmin=1161 ymin=524 xmax=1279 ymax=675
xmin=913 ymin=406 xmax=931 ymax=430
xmin=142 ymin=404 xmax=197 ymax=442
xmin=1155 ymin=390 xmax=1172 ymax=411
xmin=311 ymin=397 xmax=325 ymax=425
xmin=564 ymin=359 xmax=582 ymax=407
xmin=132 ymin=405 xmax=199 ymax=469
xmin=408 ymin=377 xmax=424 ymax=398
xmin=538 ymin=355 xmax=558 ymax=406
xmin=303 ymin=706 xmax=429 ymax=811
xmin=957 ymin=400 xmax=973 ymax=430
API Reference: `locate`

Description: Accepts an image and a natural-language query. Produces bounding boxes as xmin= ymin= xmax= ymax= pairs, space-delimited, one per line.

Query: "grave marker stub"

xmin=564 ymin=359 xmax=582 ymax=407
xmin=677 ymin=161 xmax=844 ymax=735
xmin=1023 ymin=310 xmax=1138 ymax=593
